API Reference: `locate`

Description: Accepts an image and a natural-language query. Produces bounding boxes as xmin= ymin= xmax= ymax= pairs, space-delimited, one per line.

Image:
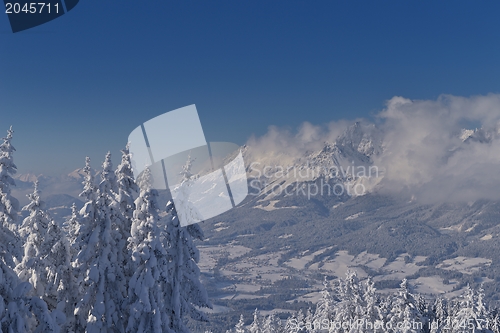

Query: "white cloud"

xmin=245 ymin=119 xmax=351 ymax=168
xmin=374 ymin=94 xmax=500 ymax=202
xmin=246 ymin=94 xmax=500 ymax=203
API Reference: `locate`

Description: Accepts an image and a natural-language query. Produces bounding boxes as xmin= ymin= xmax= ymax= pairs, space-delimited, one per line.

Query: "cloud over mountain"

xmin=246 ymin=94 xmax=500 ymax=203
xmin=376 ymin=94 xmax=500 ymax=202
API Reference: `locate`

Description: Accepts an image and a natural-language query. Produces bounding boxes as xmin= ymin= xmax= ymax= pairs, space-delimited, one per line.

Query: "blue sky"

xmin=1 ymin=0 xmax=500 ymax=175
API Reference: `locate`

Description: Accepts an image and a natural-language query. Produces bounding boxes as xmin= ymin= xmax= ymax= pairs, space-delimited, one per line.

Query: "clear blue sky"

xmin=1 ymin=0 xmax=500 ymax=175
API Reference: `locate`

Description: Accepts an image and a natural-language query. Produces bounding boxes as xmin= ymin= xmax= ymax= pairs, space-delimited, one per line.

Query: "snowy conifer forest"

xmin=217 ymin=272 xmax=500 ymax=333
xmin=2 ymin=123 xmax=500 ymax=333
xmin=0 ymin=127 xmax=210 ymax=332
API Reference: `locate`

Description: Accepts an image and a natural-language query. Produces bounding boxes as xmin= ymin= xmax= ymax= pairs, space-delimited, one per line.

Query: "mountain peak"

xmin=336 ymin=122 xmax=383 ymax=157
xmin=13 ymin=173 xmax=46 ymax=183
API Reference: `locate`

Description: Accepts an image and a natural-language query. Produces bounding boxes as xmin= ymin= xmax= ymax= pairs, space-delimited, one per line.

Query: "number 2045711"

xmin=5 ymin=3 xmax=60 ymax=14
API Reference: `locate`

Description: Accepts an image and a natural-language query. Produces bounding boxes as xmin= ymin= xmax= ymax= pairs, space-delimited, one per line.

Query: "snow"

xmin=345 ymin=212 xmax=363 ymax=220
xmin=465 ymin=223 xmax=478 ymax=232
xmin=254 ymin=200 xmax=299 ymax=211
xmin=410 ymin=276 xmax=457 ymax=295
xmin=440 ymin=223 xmax=464 ymax=232
xmin=460 ymin=128 xmax=475 ymax=141
xmin=284 ymin=247 xmax=332 ymax=270
xmin=437 ymin=256 xmax=492 ymax=275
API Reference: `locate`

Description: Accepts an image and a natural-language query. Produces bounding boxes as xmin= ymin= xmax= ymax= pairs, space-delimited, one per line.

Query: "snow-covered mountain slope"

xmin=245 ymin=122 xmax=384 ymax=202
xmin=193 ymin=120 xmax=500 ymax=307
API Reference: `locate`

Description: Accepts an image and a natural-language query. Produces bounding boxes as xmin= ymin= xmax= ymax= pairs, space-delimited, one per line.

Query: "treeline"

xmin=0 ymin=127 xmax=211 ymax=332
xmin=217 ymin=272 xmax=500 ymax=333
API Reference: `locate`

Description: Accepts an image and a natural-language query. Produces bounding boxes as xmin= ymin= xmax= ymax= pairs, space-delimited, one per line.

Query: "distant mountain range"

xmin=197 ymin=121 xmax=500 ymax=311
xmin=11 ymin=168 xmax=93 ymax=209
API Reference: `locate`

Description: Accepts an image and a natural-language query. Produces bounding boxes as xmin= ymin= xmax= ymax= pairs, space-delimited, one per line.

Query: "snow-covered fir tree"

xmin=15 ymin=181 xmax=69 ymax=332
xmin=449 ymin=284 xmax=490 ymax=333
xmin=170 ymin=154 xmax=204 ymax=225
xmin=331 ymin=271 xmax=366 ymax=333
xmin=262 ymin=313 xmax=282 ymax=333
xmin=0 ymin=126 xmax=20 ymax=233
xmin=162 ymin=155 xmax=212 ymax=333
xmin=115 ymin=144 xmax=138 ymax=236
xmin=63 ymin=203 xmax=82 ymax=259
xmin=363 ymin=277 xmax=384 ymax=333
xmin=0 ymin=127 xmax=50 ymax=332
xmin=430 ymin=297 xmax=448 ymax=333
xmin=44 ymin=218 xmax=74 ymax=331
xmin=284 ymin=312 xmax=301 ymax=333
xmin=295 ymin=309 xmax=308 ymax=333
xmin=0 ymin=126 xmax=22 ymax=264
xmin=231 ymin=274 xmax=500 ymax=333
xmin=164 ymin=199 xmax=212 ymax=332
xmin=16 ymin=182 xmax=53 ymax=297
xmin=387 ymin=279 xmax=424 ymax=333
xmin=235 ymin=314 xmax=247 ymax=333
xmin=249 ymin=309 xmax=262 ymax=333
xmin=126 ymin=166 xmax=173 ymax=333
xmin=97 ymin=152 xmax=128 ymax=316
xmin=114 ymin=145 xmax=139 ymax=301
xmin=312 ymin=277 xmax=335 ymax=332
xmin=0 ymin=264 xmax=32 ymax=332
xmin=73 ymin=155 xmax=126 ymax=333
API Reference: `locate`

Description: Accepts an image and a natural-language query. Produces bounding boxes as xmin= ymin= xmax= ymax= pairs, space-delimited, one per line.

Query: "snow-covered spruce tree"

xmin=489 ymin=309 xmax=500 ymax=333
xmin=262 ymin=313 xmax=282 ymax=333
xmin=73 ymin=155 xmax=126 ymax=333
xmin=114 ymin=145 xmax=139 ymax=292
xmin=15 ymin=181 xmax=69 ymax=332
xmin=0 ymin=126 xmax=20 ymax=233
xmin=295 ymin=309 xmax=307 ymax=333
xmin=312 ymin=277 xmax=335 ymax=332
xmin=430 ymin=297 xmax=448 ymax=333
xmin=284 ymin=312 xmax=301 ymax=333
xmin=304 ymin=308 xmax=313 ymax=332
xmin=0 ymin=265 xmax=33 ymax=332
xmin=363 ymin=277 xmax=384 ymax=333
xmin=170 ymin=155 xmax=204 ymax=225
xmin=126 ymin=166 xmax=173 ymax=333
xmin=0 ymin=126 xmax=22 ymax=265
xmin=0 ymin=127 xmax=34 ymax=332
xmin=235 ymin=314 xmax=247 ymax=333
xmin=449 ymin=284 xmax=490 ymax=333
xmin=332 ymin=271 xmax=367 ymax=333
xmin=72 ymin=157 xmax=97 ymax=331
xmin=164 ymin=199 xmax=212 ymax=333
xmin=387 ymin=279 xmax=425 ymax=333
xmin=16 ymin=181 xmax=53 ymax=296
xmin=44 ymin=216 xmax=75 ymax=331
xmin=115 ymin=144 xmax=138 ymax=236
xmin=98 ymin=152 xmax=128 ymax=310
xmin=63 ymin=203 xmax=82 ymax=260
xmin=248 ymin=309 xmax=262 ymax=333
xmin=163 ymin=155 xmax=212 ymax=333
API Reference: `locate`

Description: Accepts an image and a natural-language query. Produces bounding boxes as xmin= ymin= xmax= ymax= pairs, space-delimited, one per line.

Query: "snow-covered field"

xmin=199 ymin=242 xmax=494 ymax=304
xmin=437 ymin=256 xmax=492 ymax=275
